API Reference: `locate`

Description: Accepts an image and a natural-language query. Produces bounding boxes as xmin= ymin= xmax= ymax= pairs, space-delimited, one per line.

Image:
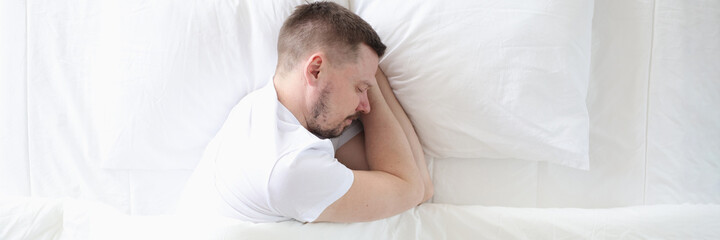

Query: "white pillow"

xmin=95 ymin=0 xmax=348 ymax=169
xmin=353 ymin=1 xmax=593 ymax=169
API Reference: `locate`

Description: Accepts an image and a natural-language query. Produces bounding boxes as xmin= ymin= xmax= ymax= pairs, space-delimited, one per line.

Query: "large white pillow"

xmin=95 ymin=0 xmax=348 ymax=169
xmin=353 ymin=1 xmax=593 ymax=169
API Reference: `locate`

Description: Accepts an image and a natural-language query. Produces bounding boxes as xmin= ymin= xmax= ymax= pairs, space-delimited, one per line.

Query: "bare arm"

xmin=335 ymin=131 xmax=369 ymax=171
xmin=373 ymin=68 xmax=433 ymax=202
xmin=335 ymin=68 xmax=433 ymax=201
xmin=314 ymin=69 xmax=424 ymax=223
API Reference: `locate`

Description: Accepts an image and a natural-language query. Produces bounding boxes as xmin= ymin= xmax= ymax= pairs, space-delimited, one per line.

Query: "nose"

xmin=356 ymin=91 xmax=371 ymax=114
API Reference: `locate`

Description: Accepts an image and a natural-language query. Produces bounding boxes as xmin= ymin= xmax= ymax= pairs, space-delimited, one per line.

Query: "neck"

xmin=273 ymin=72 xmax=309 ymax=128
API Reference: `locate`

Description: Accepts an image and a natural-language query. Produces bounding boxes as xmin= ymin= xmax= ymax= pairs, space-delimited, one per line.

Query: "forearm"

xmin=360 ymin=86 xmax=423 ymax=196
xmin=374 ymin=68 xmax=433 ymax=202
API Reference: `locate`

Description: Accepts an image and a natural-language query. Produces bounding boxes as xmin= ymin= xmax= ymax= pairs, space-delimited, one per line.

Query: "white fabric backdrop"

xmin=645 ymin=0 xmax=720 ymax=204
xmin=535 ymin=0 xmax=656 ymax=207
xmin=434 ymin=0 xmax=720 ymax=207
xmin=0 ymin=0 xmax=30 ymax=197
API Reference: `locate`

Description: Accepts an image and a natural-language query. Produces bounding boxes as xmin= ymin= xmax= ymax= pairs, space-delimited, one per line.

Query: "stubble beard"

xmin=308 ymin=88 xmax=347 ymax=139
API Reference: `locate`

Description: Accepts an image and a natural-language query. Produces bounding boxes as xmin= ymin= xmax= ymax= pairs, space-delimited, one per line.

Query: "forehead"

xmin=351 ymin=44 xmax=379 ymax=84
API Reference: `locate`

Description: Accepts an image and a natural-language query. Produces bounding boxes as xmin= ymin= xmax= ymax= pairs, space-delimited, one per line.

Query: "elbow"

xmin=421 ymin=180 xmax=434 ymax=204
xmin=405 ymin=178 xmax=426 ymax=206
xmin=410 ymin=177 xmax=433 ymax=205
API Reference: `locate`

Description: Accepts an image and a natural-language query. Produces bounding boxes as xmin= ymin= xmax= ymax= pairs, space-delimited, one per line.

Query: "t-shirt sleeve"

xmin=267 ymin=148 xmax=354 ymax=222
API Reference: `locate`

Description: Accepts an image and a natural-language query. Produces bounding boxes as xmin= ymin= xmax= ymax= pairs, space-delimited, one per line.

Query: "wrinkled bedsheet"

xmin=2 ymin=197 xmax=718 ymax=239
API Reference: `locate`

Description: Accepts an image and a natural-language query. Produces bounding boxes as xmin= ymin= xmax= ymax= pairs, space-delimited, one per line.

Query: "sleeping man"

xmin=192 ymin=2 xmax=432 ymax=223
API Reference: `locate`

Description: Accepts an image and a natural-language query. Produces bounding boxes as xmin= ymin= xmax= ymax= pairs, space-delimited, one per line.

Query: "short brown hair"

xmin=276 ymin=1 xmax=386 ymax=73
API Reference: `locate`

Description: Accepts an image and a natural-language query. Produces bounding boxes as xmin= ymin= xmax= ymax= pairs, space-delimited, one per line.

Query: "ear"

xmin=304 ymin=53 xmax=323 ymax=87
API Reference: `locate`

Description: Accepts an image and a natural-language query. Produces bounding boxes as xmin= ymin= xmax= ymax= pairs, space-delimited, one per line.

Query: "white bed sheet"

xmin=644 ymin=0 xmax=720 ymax=204
xmin=0 ymin=0 xmax=30 ymax=197
xmin=1 ymin=0 xmax=718 ymax=217
xmin=2 ymin=197 xmax=719 ymax=240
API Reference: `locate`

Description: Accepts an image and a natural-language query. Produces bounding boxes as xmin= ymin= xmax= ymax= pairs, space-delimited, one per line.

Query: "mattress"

xmin=2 ymin=197 xmax=719 ymax=239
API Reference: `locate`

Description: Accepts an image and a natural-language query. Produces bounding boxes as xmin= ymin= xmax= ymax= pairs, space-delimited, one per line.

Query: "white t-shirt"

xmin=180 ymin=81 xmax=355 ymax=223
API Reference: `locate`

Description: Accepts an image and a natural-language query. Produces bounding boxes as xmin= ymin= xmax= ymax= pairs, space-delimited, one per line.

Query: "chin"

xmin=327 ymin=126 xmax=347 ymax=139
xmin=310 ymin=119 xmax=348 ymax=139
xmin=311 ymin=127 xmax=343 ymax=139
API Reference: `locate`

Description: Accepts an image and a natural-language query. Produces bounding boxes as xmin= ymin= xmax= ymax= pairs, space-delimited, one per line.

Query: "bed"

xmin=3 ymin=197 xmax=719 ymax=239
xmin=1 ymin=0 xmax=719 ymax=239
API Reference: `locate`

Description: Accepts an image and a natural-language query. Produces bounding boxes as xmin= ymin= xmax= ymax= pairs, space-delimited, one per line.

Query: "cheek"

xmin=323 ymin=90 xmax=346 ymax=118
xmin=337 ymin=93 xmax=355 ymax=115
xmin=347 ymin=91 xmax=362 ymax=112
xmin=336 ymin=87 xmax=355 ymax=108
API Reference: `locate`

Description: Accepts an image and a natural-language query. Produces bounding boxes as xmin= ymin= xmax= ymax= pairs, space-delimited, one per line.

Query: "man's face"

xmin=307 ymin=44 xmax=379 ymax=139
